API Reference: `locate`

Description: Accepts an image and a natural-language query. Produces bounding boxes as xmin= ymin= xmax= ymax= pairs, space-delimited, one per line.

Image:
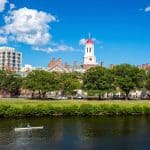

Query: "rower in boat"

xmin=14 ymin=125 xmax=44 ymax=131
xmin=27 ymin=124 xmax=31 ymax=128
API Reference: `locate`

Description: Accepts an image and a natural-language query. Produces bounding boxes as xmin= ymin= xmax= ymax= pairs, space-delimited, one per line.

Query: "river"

xmin=0 ymin=116 xmax=150 ymax=150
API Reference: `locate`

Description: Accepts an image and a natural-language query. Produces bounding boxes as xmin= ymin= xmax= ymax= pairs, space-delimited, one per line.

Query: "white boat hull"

xmin=14 ymin=126 xmax=43 ymax=131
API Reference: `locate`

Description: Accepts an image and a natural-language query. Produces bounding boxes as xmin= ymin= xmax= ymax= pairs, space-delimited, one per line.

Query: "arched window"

xmin=90 ymin=48 xmax=91 ymax=53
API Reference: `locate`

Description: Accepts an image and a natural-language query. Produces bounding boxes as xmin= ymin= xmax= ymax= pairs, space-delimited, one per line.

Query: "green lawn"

xmin=0 ymin=98 xmax=150 ymax=107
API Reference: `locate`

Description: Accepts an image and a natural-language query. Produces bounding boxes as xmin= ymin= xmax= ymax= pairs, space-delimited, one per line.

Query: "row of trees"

xmin=23 ymin=70 xmax=81 ymax=98
xmin=84 ymin=64 xmax=148 ymax=99
xmin=0 ymin=70 xmax=81 ymax=99
xmin=0 ymin=64 xmax=149 ymax=100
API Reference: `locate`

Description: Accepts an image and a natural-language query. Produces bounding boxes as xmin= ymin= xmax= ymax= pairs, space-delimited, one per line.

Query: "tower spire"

xmin=88 ymin=32 xmax=91 ymax=39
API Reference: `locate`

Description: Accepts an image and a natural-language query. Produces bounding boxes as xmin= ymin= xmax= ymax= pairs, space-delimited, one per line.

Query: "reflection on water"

xmin=0 ymin=116 xmax=150 ymax=150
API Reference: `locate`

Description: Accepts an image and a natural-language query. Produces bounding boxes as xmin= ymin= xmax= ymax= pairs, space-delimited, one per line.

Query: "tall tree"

xmin=59 ymin=73 xmax=81 ymax=97
xmin=113 ymin=64 xmax=145 ymax=99
xmin=23 ymin=70 xmax=60 ymax=99
xmin=83 ymin=66 xmax=115 ymax=99
xmin=145 ymin=67 xmax=150 ymax=91
xmin=0 ymin=71 xmax=22 ymax=97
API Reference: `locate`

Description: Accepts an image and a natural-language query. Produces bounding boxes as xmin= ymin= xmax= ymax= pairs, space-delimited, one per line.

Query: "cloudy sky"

xmin=0 ymin=0 xmax=150 ymax=67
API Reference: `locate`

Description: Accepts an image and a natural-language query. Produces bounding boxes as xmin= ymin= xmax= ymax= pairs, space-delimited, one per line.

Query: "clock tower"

xmin=83 ymin=35 xmax=97 ymax=70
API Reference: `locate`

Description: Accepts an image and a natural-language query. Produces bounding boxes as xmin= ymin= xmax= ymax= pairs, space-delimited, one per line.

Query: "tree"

xmin=145 ymin=68 xmax=150 ymax=91
xmin=0 ymin=70 xmax=5 ymax=89
xmin=59 ymin=73 xmax=81 ymax=97
xmin=0 ymin=71 xmax=22 ymax=97
xmin=83 ymin=66 xmax=115 ymax=99
xmin=113 ymin=64 xmax=145 ymax=99
xmin=23 ymin=70 xmax=60 ymax=99
xmin=5 ymin=73 xmax=22 ymax=96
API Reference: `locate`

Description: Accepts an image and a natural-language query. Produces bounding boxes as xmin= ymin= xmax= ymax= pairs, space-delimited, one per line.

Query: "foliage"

xmin=0 ymin=63 xmax=148 ymax=99
xmin=23 ymin=70 xmax=60 ymax=98
xmin=1 ymin=99 xmax=150 ymax=117
xmin=83 ymin=66 xmax=115 ymax=99
xmin=112 ymin=64 xmax=145 ymax=99
xmin=59 ymin=73 xmax=81 ymax=96
xmin=0 ymin=71 xmax=22 ymax=96
xmin=145 ymin=68 xmax=150 ymax=91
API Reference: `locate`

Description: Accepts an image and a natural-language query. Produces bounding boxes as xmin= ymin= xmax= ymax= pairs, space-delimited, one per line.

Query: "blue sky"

xmin=0 ymin=0 xmax=150 ymax=67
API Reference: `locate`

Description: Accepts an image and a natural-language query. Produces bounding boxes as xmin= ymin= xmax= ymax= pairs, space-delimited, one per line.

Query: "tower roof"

xmin=86 ymin=39 xmax=94 ymax=44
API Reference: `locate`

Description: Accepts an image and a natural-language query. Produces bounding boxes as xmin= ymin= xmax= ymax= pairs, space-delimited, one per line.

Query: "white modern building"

xmin=0 ymin=47 xmax=22 ymax=72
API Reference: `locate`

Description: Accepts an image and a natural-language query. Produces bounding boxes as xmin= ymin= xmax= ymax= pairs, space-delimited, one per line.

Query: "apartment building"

xmin=0 ymin=47 xmax=22 ymax=72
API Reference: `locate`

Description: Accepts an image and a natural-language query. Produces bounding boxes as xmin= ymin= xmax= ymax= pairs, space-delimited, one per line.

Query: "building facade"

xmin=0 ymin=47 xmax=22 ymax=72
xmin=48 ymin=58 xmax=72 ymax=72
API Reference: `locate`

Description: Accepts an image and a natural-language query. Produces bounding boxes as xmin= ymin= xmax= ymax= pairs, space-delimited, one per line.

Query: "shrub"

xmin=0 ymin=105 xmax=11 ymax=117
xmin=0 ymin=100 xmax=150 ymax=117
xmin=143 ymin=105 xmax=150 ymax=114
xmin=132 ymin=105 xmax=144 ymax=114
xmin=22 ymin=105 xmax=37 ymax=116
xmin=62 ymin=105 xmax=79 ymax=116
xmin=4 ymin=106 xmax=22 ymax=117
xmin=79 ymin=104 xmax=96 ymax=116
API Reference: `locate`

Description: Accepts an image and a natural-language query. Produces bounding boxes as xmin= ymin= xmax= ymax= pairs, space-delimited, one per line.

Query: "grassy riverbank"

xmin=0 ymin=99 xmax=150 ymax=117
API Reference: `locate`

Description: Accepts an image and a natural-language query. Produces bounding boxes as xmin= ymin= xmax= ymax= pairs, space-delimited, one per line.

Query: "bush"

xmin=79 ymin=104 xmax=96 ymax=116
xmin=0 ymin=105 xmax=11 ymax=117
xmin=0 ymin=100 xmax=150 ymax=117
xmin=62 ymin=105 xmax=79 ymax=116
xmin=132 ymin=105 xmax=144 ymax=114
xmin=107 ymin=104 xmax=121 ymax=114
xmin=22 ymin=105 xmax=37 ymax=116
xmin=4 ymin=106 xmax=22 ymax=117
xmin=143 ymin=105 xmax=150 ymax=114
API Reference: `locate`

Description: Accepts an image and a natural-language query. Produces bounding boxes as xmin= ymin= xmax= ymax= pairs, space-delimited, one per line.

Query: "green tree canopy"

xmin=59 ymin=73 xmax=81 ymax=96
xmin=23 ymin=70 xmax=60 ymax=98
xmin=145 ymin=67 xmax=150 ymax=91
xmin=113 ymin=64 xmax=145 ymax=99
xmin=83 ymin=66 xmax=115 ymax=99
xmin=0 ymin=71 xmax=22 ymax=96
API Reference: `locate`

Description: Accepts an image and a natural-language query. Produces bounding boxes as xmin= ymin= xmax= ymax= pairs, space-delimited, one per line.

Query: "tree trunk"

xmin=99 ymin=93 xmax=101 ymax=100
xmin=38 ymin=90 xmax=41 ymax=99
xmin=31 ymin=90 xmax=35 ymax=99
xmin=42 ymin=92 xmax=46 ymax=99
xmin=125 ymin=91 xmax=129 ymax=100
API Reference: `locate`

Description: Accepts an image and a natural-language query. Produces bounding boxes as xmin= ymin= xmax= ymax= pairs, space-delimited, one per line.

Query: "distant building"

xmin=109 ymin=64 xmax=115 ymax=69
xmin=47 ymin=35 xmax=99 ymax=73
xmin=48 ymin=58 xmax=71 ymax=73
xmin=0 ymin=47 xmax=22 ymax=72
xmin=42 ymin=34 xmax=150 ymax=74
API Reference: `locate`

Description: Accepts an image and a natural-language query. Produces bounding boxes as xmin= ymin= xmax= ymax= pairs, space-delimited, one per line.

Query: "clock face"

xmin=89 ymin=58 xmax=92 ymax=61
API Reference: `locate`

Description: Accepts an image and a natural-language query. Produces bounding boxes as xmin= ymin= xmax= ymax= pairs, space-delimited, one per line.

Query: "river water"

xmin=0 ymin=116 xmax=150 ymax=150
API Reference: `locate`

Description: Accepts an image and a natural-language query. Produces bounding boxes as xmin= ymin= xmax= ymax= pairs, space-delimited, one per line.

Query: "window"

xmin=87 ymin=48 xmax=88 ymax=53
xmin=90 ymin=48 xmax=91 ymax=53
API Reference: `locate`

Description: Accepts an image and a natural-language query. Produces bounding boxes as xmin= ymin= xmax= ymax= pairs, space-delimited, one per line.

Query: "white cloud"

xmin=79 ymin=38 xmax=86 ymax=46
xmin=33 ymin=44 xmax=74 ymax=53
xmin=0 ymin=0 xmax=7 ymax=12
xmin=9 ymin=3 xmax=15 ymax=10
xmin=2 ymin=7 xmax=56 ymax=45
xmin=0 ymin=36 xmax=7 ymax=44
xmin=0 ymin=6 xmax=76 ymax=53
xmin=145 ymin=6 xmax=150 ymax=12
